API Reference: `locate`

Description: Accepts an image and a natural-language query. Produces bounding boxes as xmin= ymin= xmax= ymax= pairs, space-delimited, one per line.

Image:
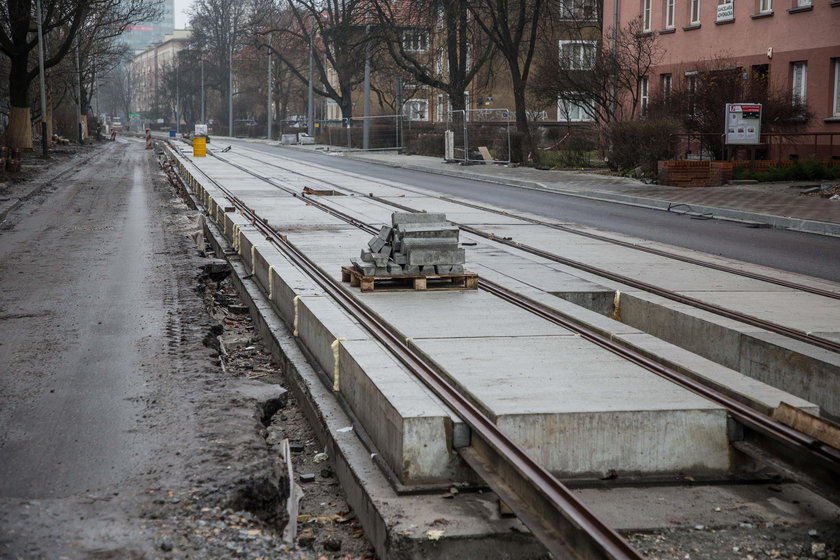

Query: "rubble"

xmin=350 ymin=212 xmax=465 ymax=276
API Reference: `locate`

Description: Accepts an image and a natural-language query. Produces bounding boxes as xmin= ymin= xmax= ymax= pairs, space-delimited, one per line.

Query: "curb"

xmin=336 ymin=152 xmax=840 ymax=238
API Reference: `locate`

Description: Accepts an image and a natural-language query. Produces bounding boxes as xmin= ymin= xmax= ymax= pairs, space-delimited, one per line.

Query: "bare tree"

xmin=647 ymin=56 xmax=811 ymax=159
xmin=0 ymin=0 xmax=161 ymax=148
xmin=530 ymin=16 xmax=663 ymax=126
xmin=262 ymin=0 xmax=370 ymax=120
xmin=372 ymin=0 xmax=493 ymax=117
xmin=466 ymin=0 xmax=550 ymax=162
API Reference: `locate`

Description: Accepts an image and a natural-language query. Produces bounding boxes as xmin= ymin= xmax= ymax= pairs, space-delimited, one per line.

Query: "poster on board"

xmin=725 ymin=103 xmax=762 ymax=145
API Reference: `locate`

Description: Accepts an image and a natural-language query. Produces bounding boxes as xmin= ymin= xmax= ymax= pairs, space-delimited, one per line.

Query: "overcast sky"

xmin=174 ymin=0 xmax=192 ymax=28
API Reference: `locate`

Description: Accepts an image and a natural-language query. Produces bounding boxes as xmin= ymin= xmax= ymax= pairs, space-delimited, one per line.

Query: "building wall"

xmin=131 ymin=36 xmax=190 ymax=116
xmin=603 ymin=0 xmax=840 ymax=133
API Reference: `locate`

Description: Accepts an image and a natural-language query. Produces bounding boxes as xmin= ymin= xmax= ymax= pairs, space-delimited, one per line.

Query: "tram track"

xmin=166 ymin=142 xmax=643 ymax=560
xmin=215 ymin=146 xmax=840 ymax=355
xmin=165 ymin=142 xmax=840 ymax=557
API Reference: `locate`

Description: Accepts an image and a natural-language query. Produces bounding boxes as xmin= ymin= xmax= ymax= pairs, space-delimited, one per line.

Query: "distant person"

xmin=110 ymin=129 xmax=117 ymax=141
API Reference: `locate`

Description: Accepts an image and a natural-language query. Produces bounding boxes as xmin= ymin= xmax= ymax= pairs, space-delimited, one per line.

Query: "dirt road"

xmin=0 ymin=140 xmax=300 ymax=558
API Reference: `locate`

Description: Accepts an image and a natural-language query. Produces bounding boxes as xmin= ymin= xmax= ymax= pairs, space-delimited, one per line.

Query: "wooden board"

xmin=341 ymin=266 xmax=478 ymax=293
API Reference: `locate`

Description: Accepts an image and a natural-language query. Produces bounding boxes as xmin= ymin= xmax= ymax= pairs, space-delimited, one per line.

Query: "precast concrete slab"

xmin=357 ymin=289 xmax=572 ymax=339
xmin=615 ymin=291 xmax=840 ymax=417
xmin=409 ymin=335 xmax=731 ymax=477
xmin=337 ymin=339 xmax=472 ymax=485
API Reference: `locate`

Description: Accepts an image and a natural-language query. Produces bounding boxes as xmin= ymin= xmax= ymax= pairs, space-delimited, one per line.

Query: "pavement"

xmin=331 ymin=149 xmax=840 ymax=238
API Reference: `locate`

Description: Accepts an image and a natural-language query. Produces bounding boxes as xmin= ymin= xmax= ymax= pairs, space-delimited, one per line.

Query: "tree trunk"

xmin=512 ymin=79 xmax=538 ymax=164
xmin=6 ymin=107 xmax=33 ymax=149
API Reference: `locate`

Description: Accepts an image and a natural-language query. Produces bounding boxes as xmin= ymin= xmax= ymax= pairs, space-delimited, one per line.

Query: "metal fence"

xmin=669 ymin=132 xmax=840 ymax=163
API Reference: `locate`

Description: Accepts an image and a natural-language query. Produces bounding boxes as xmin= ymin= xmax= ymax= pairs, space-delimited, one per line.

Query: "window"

xmin=403 ymin=99 xmax=429 ymax=121
xmin=558 ymin=96 xmax=594 ymax=121
xmin=797 ymin=0 xmax=811 ymax=6
xmin=665 ymin=0 xmax=675 ymax=27
xmin=661 ymin=73 xmax=672 ymax=101
xmin=559 ymin=0 xmax=597 ymax=19
xmin=686 ymin=73 xmax=697 ymax=116
xmin=792 ymin=61 xmax=807 ymax=105
xmin=834 ymin=60 xmax=840 ymax=117
xmin=690 ymin=0 xmax=701 ymax=23
xmin=643 ymin=0 xmax=652 ymax=30
xmin=639 ymin=76 xmax=649 ymax=116
xmin=759 ymin=0 xmax=772 ymax=12
xmin=436 ymin=93 xmax=445 ymax=122
xmin=402 ymin=30 xmax=429 ymax=53
xmin=558 ymin=40 xmax=596 ymax=70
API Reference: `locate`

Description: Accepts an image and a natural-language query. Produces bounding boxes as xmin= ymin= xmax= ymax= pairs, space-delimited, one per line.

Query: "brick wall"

xmin=658 ymin=161 xmax=734 ymax=187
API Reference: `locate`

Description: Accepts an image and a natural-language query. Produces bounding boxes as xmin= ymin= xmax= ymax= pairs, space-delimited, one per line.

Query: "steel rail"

xmin=175 ymin=143 xmax=840 ymax=552
xmin=227 ymin=147 xmax=840 ymax=301
xmin=172 ymin=144 xmax=644 ymax=560
xmin=218 ymin=148 xmax=840 ymax=353
xmin=194 ymin=145 xmax=840 ymax=477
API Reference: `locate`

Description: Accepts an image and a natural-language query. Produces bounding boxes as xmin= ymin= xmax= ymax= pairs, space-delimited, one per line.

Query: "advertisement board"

xmin=725 ymin=103 xmax=762 ymax=145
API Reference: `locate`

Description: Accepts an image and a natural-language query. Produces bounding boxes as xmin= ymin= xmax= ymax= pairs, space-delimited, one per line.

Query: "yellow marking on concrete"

xmin=331 ymin=338 xmax=348 ymax=391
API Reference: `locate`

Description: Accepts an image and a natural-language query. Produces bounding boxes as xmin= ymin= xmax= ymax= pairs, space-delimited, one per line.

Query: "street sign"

xmin=725 ymin=103 xmax=762 ymax=145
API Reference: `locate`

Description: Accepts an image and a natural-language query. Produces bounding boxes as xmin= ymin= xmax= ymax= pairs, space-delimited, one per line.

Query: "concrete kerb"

xmin=331 ymin=150 xmax=840 ymax=238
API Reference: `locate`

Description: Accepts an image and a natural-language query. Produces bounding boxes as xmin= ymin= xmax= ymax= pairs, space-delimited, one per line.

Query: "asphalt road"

xmin=231 ymin=140 xmax=840 ymax=283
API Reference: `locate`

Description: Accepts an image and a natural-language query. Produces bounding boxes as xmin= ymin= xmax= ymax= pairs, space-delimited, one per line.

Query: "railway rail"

xmin=165 ymin=141 xmax=840 ymax=559
xmin=217 ymin=146 xmax=840 ymax=354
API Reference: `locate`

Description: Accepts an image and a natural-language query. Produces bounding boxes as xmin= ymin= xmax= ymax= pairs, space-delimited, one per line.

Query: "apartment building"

xmin=131 ymin=31 xmax=191 ymax=116
xmin=602 ymin=0 xmax=840 ymax=138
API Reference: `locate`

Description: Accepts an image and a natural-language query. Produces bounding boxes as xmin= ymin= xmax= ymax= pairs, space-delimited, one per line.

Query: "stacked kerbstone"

xmin=350 ymin=212 xmax=465 ymax=276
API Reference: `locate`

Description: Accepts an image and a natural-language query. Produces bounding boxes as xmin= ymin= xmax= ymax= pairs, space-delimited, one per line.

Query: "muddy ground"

xmin=0 ymin=140 xmax=372 ymax=559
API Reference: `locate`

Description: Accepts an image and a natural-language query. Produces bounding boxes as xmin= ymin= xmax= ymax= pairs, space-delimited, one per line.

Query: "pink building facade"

xmin=603 ymin=0 xmax=840 ymax=156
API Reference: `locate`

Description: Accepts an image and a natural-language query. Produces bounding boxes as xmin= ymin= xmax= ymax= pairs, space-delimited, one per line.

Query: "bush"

xmin=606 ymin=119 xmax=682 ymax=174
xmin=734 ymin=160 xmax=839 ymax=181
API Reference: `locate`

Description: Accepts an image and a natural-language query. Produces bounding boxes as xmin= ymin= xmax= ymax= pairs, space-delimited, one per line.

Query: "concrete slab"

xmin=338 ymin=339 xmax=470 ymax=485
xmin=410 ymin=336 xmax=731 ymax=477
xmin=359 ymin=290 xmax=572 ymax=338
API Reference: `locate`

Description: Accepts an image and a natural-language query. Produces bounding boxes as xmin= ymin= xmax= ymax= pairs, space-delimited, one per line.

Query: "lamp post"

xmin=229 ymin=26 xmax=234 ymax=137
xmin=307 ymin=33 xmax=314 ymax=137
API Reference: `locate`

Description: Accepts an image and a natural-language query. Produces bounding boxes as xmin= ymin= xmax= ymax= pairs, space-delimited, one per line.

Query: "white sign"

xmin=195 ymin=123 xmax=208 ymax=136
xmin=725 ymin=103 xmax=762 ymax=145
xmin=716 ymin=1 xmax=734 ymax=20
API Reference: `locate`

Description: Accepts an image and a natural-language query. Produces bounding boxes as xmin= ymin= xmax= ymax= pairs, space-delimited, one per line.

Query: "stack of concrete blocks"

xmin=351 ymin=212 xmax=465 ymax=276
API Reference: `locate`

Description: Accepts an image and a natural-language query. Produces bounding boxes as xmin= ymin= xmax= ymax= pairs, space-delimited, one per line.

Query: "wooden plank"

xmin=773 ymin=402 xmax=840 ymax=449
xmin=478 ymin=146 xmax=494 ymax=162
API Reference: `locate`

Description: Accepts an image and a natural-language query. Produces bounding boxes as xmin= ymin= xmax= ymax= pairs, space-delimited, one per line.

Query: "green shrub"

xmin=737 ymin=160 xmax=839 ymax=181
xmin=606 ymin=119 xmax=682 ymax=174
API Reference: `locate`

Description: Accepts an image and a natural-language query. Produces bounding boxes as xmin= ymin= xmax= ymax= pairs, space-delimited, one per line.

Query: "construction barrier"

xmin=193 ymin=137 xmax=206 ymax=157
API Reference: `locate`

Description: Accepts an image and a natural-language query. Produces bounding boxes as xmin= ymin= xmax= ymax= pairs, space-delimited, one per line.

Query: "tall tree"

xmin=372 ymin=0 xmax=493 ymax=116
xmin=467 ymin=0 xmax=548 ymax=162
xmin=264 ymin=0 xmax=369 ymax=120
xmin=0 ymin=0 xmax=160 ymax=148
xmin=530 ymin=16 xmax=663 ymax=125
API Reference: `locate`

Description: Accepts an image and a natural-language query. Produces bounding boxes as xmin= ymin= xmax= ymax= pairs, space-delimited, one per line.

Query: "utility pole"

xmin=75 ymin=39 xmax=83 ymax=144
xmin=307 ymin=33 xmax=314 ymax=137
xmin=200 ymin=58 xmax=205 ymax=123
xmin=362 ymin=25 xmax=371 ymax=150
xmin=175 ymin=52 xmax=180 ymax=134
xmin=267 ymin=37 xmax=272 ymax=141
xmin=229 ymin=31 xmax=234 ymax=137
xmin=35 ymin=0 xmax=48 ymax=157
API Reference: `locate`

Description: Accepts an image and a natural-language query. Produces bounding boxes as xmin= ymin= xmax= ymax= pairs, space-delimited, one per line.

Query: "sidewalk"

xmin=338 ymin=150 xmax=840 ymax=237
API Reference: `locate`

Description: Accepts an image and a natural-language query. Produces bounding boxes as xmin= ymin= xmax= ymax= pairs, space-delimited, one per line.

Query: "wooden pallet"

xmin=341 ymin=266 xmax=478 ymax=292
